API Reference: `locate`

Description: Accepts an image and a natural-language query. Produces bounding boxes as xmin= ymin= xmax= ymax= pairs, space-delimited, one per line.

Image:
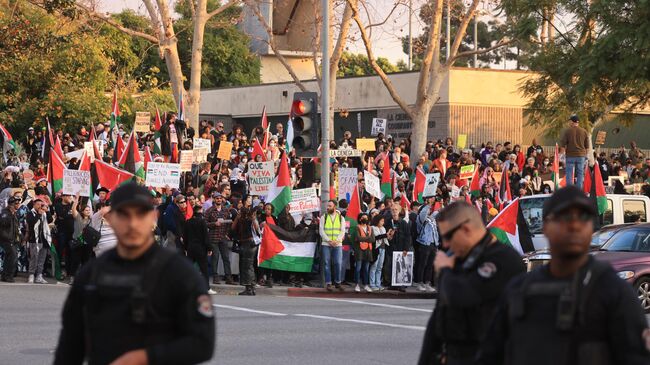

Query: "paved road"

xmin=0 ymin=283 xmax=435 ymax=365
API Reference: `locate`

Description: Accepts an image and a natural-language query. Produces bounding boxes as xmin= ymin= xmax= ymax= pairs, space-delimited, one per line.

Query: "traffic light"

xmin=290 ymin=92 xmax=319 ymax=157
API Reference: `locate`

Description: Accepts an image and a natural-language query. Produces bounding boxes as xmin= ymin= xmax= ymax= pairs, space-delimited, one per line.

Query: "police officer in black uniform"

xmin=418 ymin=201 xmax=525 ymax=365
xmin=0 ymin=196 xmax=21 ymax=282
xmin=54 ymin=182 xmax=215 ymax=365
xmin=477 ymin=186 xmax=650 ymax=365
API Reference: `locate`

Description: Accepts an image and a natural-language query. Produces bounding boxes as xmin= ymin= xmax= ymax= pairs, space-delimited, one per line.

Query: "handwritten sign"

xmin=247 ymin=161 xmax=275 ymax=196
xmin=356 ymin=138 xmax=375 ymax=151
xmin=145 ymin=162 xmax=181 ymax=189
xmin=364 ymin=170 xmax=382 ymax=199
xmin=193 ymin=138 xmax=211 ymax=151
xmin=134 ymin=112 xmax=151 ymax=133
xmin=422 ymin=173 xmax=441 ymax=198
xmin=179 ymin=150 xmax=194 ymax=172
xmin=217 ymin=141 xmax=233 ymax=160
xmin=193 ymin=147 xmax=210 ymax=163
xmin=595 ymin=131 xmax=607 ymax=145
xmin=63 ymin=169 xmax=91 ymax=197
xmin=338 ymin=168 xmax=358 ymax=202
xmin=288 ymin=188 xmax=320 ymax=215
xmin=459 ymin=164 xmax=475 ymax=180
xmin=457 ymin=134 xmax=467 ymax=149
xmin=371 ymin=118 xmax=387 ymax=136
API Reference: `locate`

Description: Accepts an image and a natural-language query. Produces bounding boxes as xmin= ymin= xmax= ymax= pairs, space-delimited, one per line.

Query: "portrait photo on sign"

xmin=391 ymin=252 xmax=414 ymax=286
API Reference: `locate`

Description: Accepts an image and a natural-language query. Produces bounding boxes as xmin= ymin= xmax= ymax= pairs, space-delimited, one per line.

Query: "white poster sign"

xmin=391 ymin=251 xmax=414 ymax=286
xmin=364 ymin=170 xmax=382 ymax=199
xmin=371 ymin=118 xmax=387 ymax=136
xmin=63 ymin=169 xmax=91 ymax=197
xmin=338 ymin=168 xmax=358 ymax=202
xmin=247 ymin=161 xmax=275 ymax=196
xmin=288 ymin=188 xmax=320 ymax=215
xmin=145 ymin=162 xmax=181 ymax=189
xmin=422 ymin=173 xmax=441 ymax=198
xmin=179 ymin=150 xmax=194 ymax=172
xmin=193 ymin=138 xmax=211 ymax=151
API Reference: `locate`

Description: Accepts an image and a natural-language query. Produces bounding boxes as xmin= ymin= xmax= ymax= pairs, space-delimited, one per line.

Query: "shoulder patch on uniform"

xmin=197 ymin=294 xmax=214 ymax=318
xmin=477 ymin=262 xmax=497 ymax=279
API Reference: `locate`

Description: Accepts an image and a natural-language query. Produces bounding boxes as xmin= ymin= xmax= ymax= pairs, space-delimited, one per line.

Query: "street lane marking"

xmin=213 ymin=304 xmax=288 ymax=316
xmin=294 ymin=314 xmax=426 ymax=331
xmin=297 ymin=297 xmax=433 ymax=313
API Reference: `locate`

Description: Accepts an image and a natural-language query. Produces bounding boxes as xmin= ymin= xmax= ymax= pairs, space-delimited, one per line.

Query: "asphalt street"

xmin=0 ymin=283 xmax=435 ymax=365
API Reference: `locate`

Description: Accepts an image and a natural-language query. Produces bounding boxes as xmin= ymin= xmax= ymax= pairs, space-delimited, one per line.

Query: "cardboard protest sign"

xmin=288 ymin=188 xmax=320 ymax=215
xmin=338 ymin=168 xmax=358 ymax=202
xmin=217 ymin=141 xmax=233 ymax=160
xmin=179 ymin=150 xmax=194 ymax=172
xmin=63 ymin=169 xmax=91 ymax=197
xmin=193 ymin=138 xmax=211 ymax=150
xmin=595 ymin=131 xmax=607 ymax=145
xmin=371 ymin=118 xmax=387 ymax=136
xmin=457 ymin=134 xmax=467 ymax=149
xmin=459 ymin=164 xmax=475 ymax=180
xmin=364 ymin=170 xmax=382 ymax=198
xmin=145 ymin=162 xmax=181 ymax=189
xmin=422 ymin=173 xmax=441 ymax=198
xmin=134 ymin=112 xmax=151 ymax=133
xmin=356 ymin=138 xmax=375 ymax=151
xmin=193 ymin=147 xmax=210 ymax=163
xmin=247 ymin=161 xmax=275 ymax=196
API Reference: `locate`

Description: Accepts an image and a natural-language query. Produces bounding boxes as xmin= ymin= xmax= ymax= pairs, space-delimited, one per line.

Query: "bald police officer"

xmin=477 ymin=186 xmax=650 ymax=365
xmin=54 ymin=182 xmax=215 ymax=365
xmin=418 ymin=201 xmax=525 ymax=365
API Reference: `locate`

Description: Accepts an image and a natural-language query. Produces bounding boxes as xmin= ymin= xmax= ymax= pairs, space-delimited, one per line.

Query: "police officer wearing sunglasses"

xmin=419 ymin=201 xmax=525 ymax=365
xmin=477 ymin=186 xmax=650 ymax=365
xmin=54 ymin=183 xmax=215 ymax=365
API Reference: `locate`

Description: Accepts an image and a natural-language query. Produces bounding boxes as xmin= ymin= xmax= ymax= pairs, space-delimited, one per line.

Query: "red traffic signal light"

xmin=292 ymin=99 xmax=312 ymax=115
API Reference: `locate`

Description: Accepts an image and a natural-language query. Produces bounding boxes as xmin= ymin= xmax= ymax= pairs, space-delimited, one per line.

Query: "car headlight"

xmin=617 ymin=271 xmax=635 ymax=280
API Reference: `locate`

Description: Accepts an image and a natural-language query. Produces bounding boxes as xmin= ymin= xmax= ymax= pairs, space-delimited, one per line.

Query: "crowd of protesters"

xmin=1 ymin=112 xmax=649 ymax=295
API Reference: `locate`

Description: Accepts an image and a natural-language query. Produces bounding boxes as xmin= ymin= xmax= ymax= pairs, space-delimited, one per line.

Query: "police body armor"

xmin=82 ymin=248 xmax=176 ymax=364
xmin=507 ymin=257 xmax=611 ymax=365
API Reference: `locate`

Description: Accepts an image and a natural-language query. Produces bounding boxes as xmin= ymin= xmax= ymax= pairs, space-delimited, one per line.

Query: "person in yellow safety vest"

xmin=319 ymin=200 xmax=346 ymax=292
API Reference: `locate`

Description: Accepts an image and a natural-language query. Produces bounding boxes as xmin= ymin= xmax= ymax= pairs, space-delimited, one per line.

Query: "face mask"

xmin=360 ymin=219 xmax=368 ymax=224
xmin=239 ymin=151 xmax=245 ymax=156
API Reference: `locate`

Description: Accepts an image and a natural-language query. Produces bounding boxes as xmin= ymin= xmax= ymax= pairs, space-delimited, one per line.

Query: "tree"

xmin=349 ymin=0 xmax=512 ymax=166
xmin=337 ymin=52 xmax=399 ymax=77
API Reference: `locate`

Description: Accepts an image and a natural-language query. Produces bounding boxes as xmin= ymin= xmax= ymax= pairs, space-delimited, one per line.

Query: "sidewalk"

xmin=210 ymin=283 xmax=437 ymax=299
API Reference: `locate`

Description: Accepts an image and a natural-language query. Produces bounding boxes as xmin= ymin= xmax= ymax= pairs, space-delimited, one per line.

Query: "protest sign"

xmin=179 ymin=150 xmax=194 ymax=172
xmin=134 ymin=112 xmax=151 ymax=133
xmin=193 ymin=138 xmax=211 ymax=151
xmin=356 ymin=138 xmax=375 ymax=151
xmin=493 ymin=172 xmax=503 ymax=184
xmin=217 ymin=141 xmax=233 ymax=160
xmin=391 ymin=251 xmax=414 ymax=287
xmin=288 ymin=188 xmax=320 ymax=215
xmin=63 ymin=169 xmax=91 ymax=197
xmin=364 ymin=170 xmax=382 ymax=198
xmin=338 ymin=168 xmax=358 ymax=202
xmin=193 ymin=147 xmax=210 ymax=163
xmin=595 ymin=131 xmax=607 ymax=145
xmin=371 ymin=118 xmax=387 ymax=136
xmin=146 ymin=162 xmax=181 ymax=189
xmin=247 ymin=161 xmax=275 ymax=196
xmin=451 ymin=185 xmax=461 ymax=198
xmin=457 ymin=134 xmax=467 ymax=149
xmin=459 ymin=164 xmax=475 ymax=180
xmin=83 ymin=142 xmax=94 ymax=158
xmin=422 ymin=173 xmax=441 ymax=198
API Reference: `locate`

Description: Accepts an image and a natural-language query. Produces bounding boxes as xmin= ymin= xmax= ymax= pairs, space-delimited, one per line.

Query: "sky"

xmin=96 ymin=0 xmax=426 ymax=64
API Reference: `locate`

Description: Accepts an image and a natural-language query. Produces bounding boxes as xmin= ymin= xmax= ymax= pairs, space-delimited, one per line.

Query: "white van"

xmin=519 ymin=194 xmax=650 ymax=250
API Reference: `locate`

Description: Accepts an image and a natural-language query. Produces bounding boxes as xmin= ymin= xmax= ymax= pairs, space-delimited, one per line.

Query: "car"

xmin=522 ymin=223 xmax=633 ymax=272
xmin=519 ymin=194 xmax=650 ymax=250
xmin=591 ymin=223 xmax=650 ymax=312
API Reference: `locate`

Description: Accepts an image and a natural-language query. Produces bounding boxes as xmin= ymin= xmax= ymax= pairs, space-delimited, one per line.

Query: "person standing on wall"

xmin=561 ymin=115 xmax=590 ymax=189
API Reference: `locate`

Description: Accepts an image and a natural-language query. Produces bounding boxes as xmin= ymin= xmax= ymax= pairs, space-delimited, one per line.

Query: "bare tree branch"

xmin=450 ymin=39 xmax=513 ymax=62
xmin=447 ymin=0 xmax=480 ymax=63
xmin=74 ymin=2 xmax=160 ymax=43
xmin=416 ymin=0 xmax=444 ymax=104
xmin=207 ymin=0 xmax=240 ymax=21
xmin=364 ymin=0 xmax=404 ymax=30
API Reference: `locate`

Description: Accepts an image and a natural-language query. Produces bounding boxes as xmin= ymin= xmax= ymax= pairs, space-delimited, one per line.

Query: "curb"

xmin=210 ymin=284 xmax=436 ymax=299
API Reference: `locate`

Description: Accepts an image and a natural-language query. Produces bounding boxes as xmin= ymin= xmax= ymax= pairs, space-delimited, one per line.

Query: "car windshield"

xmin=601 ymin=228 xmax=650 ymax=252
xmin=591 ymin=229 xmax=618 ymax=247
xmin=519 ymin=197 xmax=547 ymax=235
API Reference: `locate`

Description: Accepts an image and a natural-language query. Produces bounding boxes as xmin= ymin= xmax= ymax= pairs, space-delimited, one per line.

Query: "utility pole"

xmin=320 ymin=0 xmax=330 ymax=213
xmin=408 ymin=0 xmax=413 ymax=70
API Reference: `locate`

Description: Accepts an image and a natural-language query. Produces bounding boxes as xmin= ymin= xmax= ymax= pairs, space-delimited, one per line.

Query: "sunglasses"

xmin=440 ymin=219 xmax=469 ymax=242
xmin=178 ymin=200 xmax=187 ymax=204
xmin=548 ymin=211 xmax=592 ymax=223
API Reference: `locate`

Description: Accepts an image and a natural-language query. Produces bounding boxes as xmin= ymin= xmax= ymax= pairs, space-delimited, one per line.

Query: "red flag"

xmin=154 ymin=107 xmax=162 ymax=131
xmin=412 ymin=167 xmax=426 ymax=203
xmin=113 ymin=135 xmax=125 ymax=163
xmin=469 ymin=164 xmax=481 ymax=197
xmin=347 ymin=186 xmax=361 ymax=224
xmin=79 ymin=151 xmax=91 ymax=171
xmin=53 ymin=136 xmax=64 ymax=161
xmin=89 ymin=125 xmax=97 ymax=142
xmin=583 ymin=163 xmax=592 ymax=194
xmin=143 ymin=146 xmax=153 ymax=172
xmin=94 ymin=159 xmax=134 ymax=192
xmin=252 ymin=138 xmax=267 ymax=161
xmin=171 ymin=144 xmax=179 ymax=163
xmin=400 ymin=194 xmax=411 ymax=211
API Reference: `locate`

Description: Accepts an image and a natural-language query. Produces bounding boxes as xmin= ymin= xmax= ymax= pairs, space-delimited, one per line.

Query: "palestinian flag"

xmin=412 ymin=167 xmax=426 ymax=203
xmin=94 ymin=159 xmax=134 ymax=192
xmin=400 ymin=194 xmax=411 ymax=211
xmin=118 ymin=131 xmax=145 ymax=180
xmin=267 ymin=152 xmax=291 ymax=216
xmin=552 ymin=143 xmax=561 ymax=189
xmin=143 ymin=145 xmax=153 ymax=173
xmin=113 ymin=135 xmax=125 ymax=164
xmin=48 ymin=148 xmax=65 ymax=195
xmin=53 ymin=136 xmax=64 ymax=161
xmin=92 ymin=140 xmax=102 ymax=160
xmin=177 ymin=89 xmax=185 ymax=121
xmin=592 ymin=161 xmax=607 ymax=215
xmin=487 ymin=198 xmax=535 ymax=255
xmin=258 ymin=223 xmax=318 ymax=272
xmin=42 ymin=119 xmax=54 ymax=164
xmin=252 ymin=138 xmax=266 ymax=161
xmin=110 ymin=90 xmax=121 ymax=148
xmin=583 ymin=163 xmax=592 ymax=194
xmin=380 ymin=155 xmax=392 ymax=199
xmin=153 ymin=107 xmax=163 ymax=155
xmin=0 ymin=122 xmax=16 ymax=161
xmin=89 ymin=124 xmax=97 ymax=142
xmin=469 ymin=164 xmax=481 ymax=197
xmin=346 ymin=184 xmax=361 ymax=241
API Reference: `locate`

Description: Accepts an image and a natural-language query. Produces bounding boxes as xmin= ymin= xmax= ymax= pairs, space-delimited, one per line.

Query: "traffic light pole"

xmin=320 ymin=0 xmax=330 ymax=214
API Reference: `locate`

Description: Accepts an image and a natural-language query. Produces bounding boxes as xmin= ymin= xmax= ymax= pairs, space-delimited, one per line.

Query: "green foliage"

xmin=337 ymin=52 xmax=400 ymax=77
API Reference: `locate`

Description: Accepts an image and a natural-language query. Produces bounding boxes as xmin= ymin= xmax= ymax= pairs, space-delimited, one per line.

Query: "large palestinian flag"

xmin=591 ymin=161 xmax=607 ymax=215
xmin=487 ymin=198 xmax=535 ymax=255
xmin=258 ymin=223 xmax=318 ymax=273
xmin=267 ymin=152 xmax=291 ymax=216
xmin=94 ymin=159 xmax=134 ymax=192
xmin=118 ymin=131 xmax=145 ymax=180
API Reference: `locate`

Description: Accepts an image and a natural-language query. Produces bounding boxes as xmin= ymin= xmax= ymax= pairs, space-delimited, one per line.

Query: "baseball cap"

xmin=110 ymin=182 xmax=154 ymax=211
xmin=542 ymin=186 xmax=597 ymax=219
xmin=569 ymin=115 xmax=579 ymax=123
xmin=212 ymin=192 xmax=222 ymax=198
